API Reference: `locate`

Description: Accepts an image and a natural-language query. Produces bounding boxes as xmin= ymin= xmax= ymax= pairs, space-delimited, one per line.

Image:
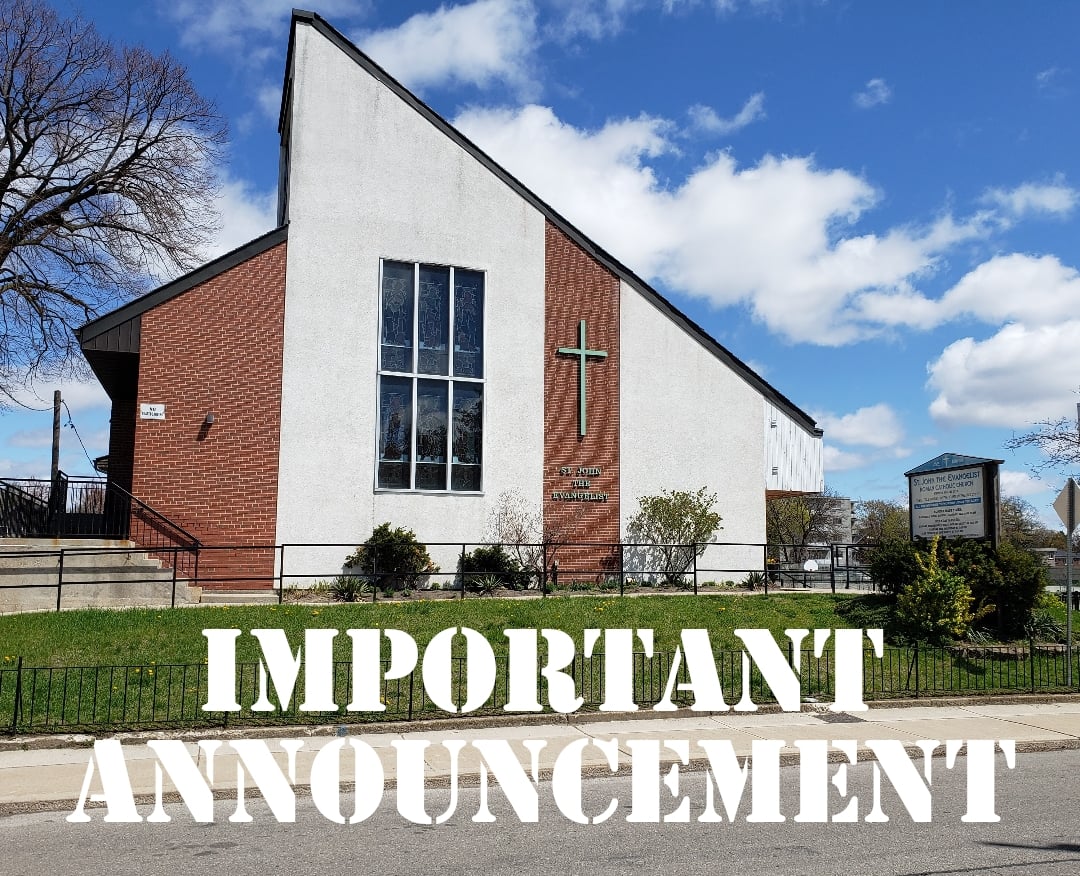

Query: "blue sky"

xmin=4 ymin=0 xmax=1080 ymax=528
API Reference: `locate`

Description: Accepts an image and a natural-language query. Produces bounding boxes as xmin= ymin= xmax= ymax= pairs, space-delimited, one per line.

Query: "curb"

xmin=3 ymin=692 xmax=1079 ymax=752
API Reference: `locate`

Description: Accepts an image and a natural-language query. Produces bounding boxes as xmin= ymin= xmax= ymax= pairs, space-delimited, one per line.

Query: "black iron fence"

xmin=0 ymin=538 xmax=880 ymax=611
xmin=1 ymin=643 xmax=1076 ymax=734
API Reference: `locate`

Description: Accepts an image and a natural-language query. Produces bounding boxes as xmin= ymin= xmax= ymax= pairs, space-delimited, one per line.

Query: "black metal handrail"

xmin=103 ymin=478 xmax=201 ymax=549
xmin=0 ymin=479 xmax=50 ymax=537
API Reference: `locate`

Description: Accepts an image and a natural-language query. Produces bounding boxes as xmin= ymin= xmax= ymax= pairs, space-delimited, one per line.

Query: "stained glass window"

xmin=454 ymin=269 xmax=484 ymax=378
xmin=377 ymin=261 xmax=484 ymax=492
xmin=380 ymin=262 xmax=413 ymax=373
xmin=377 ymin=376 xmax=412 ymax=490
xmin=452 ymin=385 xmax=482 ymax=491
xmin=418 ymin=266 xmax=449 ymax=375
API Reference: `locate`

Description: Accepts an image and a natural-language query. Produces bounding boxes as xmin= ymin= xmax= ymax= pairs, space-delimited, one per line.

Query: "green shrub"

xmin=985 ymin=541 xmax=1049 ymax=640
xmin=742 ymin=571 xmax=766 ymax=590
xmin=467 ymin=574 xmax=501 ymax=597
xmin=935 ymin=538 xmax=1046 ymax=640
xmin=866 ymin=539 xmax=922 ymax=597
xmin=458 ymin=544 xmax=524 ymax=590
xmin=895 ymin=537 xmax=974 ymax=643
xmin=626 ymin=487 xmax=722 ymax=586
xmin=345 ymin=523 xmax=437 ymax=592
xmin=329 ymin=575 xmax=371 ymax=602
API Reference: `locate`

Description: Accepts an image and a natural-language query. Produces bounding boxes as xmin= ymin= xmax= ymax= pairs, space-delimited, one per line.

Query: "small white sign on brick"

xmin=139 ymin=403 xmax=165 ymax=421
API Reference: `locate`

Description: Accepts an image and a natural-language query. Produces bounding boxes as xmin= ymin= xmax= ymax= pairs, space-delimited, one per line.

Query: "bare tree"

xmin=486 ymin=489 xmax=580 ymax=587
xmin=766 ymin=488 xmax=850 ymax=564
xmin=0 ymin=0 xmax=225 ymax=400
xmin=1003 ymin=410 xmax=1080 ymax=477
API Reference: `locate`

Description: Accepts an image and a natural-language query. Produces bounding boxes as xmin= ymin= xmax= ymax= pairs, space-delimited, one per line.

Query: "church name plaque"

xmin=552 ymin=465 xmax=608 ymax=502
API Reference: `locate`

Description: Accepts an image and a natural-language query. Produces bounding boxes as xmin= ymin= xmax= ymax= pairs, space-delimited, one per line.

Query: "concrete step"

xmin=0 ymin=537 xmax=200 ymax=611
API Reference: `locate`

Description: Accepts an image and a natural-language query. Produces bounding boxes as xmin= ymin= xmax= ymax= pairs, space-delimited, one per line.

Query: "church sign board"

xmin=905 ymin=453 xmax=1002 ymax=546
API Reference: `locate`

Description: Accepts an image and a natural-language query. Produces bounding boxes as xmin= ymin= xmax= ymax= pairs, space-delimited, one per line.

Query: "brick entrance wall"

xmin=131 ymin=240 xmax=287 ymax=588
xmin=544 ymin=222 xmax=620 ymax=579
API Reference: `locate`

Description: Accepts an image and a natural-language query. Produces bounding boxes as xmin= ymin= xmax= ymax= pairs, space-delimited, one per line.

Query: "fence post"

xmin=763 ymin=545 xmax=769 ymax=595
xmin=278 ymin=545 xmax=286 ymax=605
xmin=407 ymin=670 xmax=415 ymax=721
xmin=55 ymin=549 xmax=64 ymax=612
xmin=371 ymin=547 xmax=377 ymax=603
xmin=829 ymin=546 xmax=836 ymax=595
xmin=692 ymin=545 xmax=698 ymax=595
xmin=170 ymin=551 xmax=178 ymax=608
xmin=1029 ymin=635 xmax=1037 ymax=694
xmin=460 ymin=543 xmax=466 ymax=600
xmin=552 ymin=560 xmax=558 ymax=593
xmin=914 ymin=640 xmax=920 ymax=698
xmin=10 ymin=656 xmax=22 ymax=732
xmin=619 ymin=543 xmax=625 ymax=597
xmin=541 ymin=544 xmax=548 ymax=597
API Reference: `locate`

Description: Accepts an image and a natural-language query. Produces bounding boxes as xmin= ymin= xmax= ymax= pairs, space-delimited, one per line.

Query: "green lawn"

xmin=1 ymin=593 xmax=1076 ymax=734
xmin=0 ymin=592 xmax=873 ymax=667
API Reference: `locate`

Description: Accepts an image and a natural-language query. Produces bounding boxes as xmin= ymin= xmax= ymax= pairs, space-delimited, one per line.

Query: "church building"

xmin=77 ymin=11 xmax=824 ymax=586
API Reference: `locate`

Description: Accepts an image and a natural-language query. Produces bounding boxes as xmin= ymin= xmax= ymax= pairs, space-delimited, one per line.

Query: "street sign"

xmin=1053 ymin=478 xmax=1080 ymax=532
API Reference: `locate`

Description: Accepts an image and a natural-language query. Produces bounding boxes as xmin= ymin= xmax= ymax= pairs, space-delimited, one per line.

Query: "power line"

xmin=3 ymin=392 xmax=52 ymax=412
xmin=60 ymin=399 xmax=100 ymax=471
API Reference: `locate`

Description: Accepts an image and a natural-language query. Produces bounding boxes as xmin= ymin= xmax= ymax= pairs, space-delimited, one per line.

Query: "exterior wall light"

xmin=204 ymin=412 xmax=215 ymax=426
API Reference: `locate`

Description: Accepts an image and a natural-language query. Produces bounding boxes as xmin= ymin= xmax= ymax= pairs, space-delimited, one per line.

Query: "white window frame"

xmin=374 ymin=259 xmax=486 ymax=494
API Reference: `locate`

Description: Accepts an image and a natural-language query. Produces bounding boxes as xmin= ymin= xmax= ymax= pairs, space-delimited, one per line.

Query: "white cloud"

xmin=256 ymin=83 xmax=283 ymax=122
xmin=937 ymin=254 xmax=1080 ymax=327
xmin=814 ymin=404 xmax=905 ymax=449
xmin=982 ymin=180 xmax=1078 ymax=219
xmin=927 ymin=321 xmax=1080 ymax=427
xmin=456 ymin=103 xmax=994 ymax=344
xmin=9 ymin=379 xmax=110 ymax=414
xmin=853 ymin=251 xmax=1080 ymax=332
xmin=166 ymin=0 xmax=369 ymax=54
xmin=1000 ymin=469 xmax=1046 ymax=498
xmin=689 ymin=92 xmax=766 ymax=136
xmin=207 ymin=176 xmax=278 ymax=258
xmin=357 ymin=0 xmax=538 ymax=93
xmin=546 ymin=0 xmax=649 ymax=40
xmin=1036 ymin=66 xmax=1068 ymax=95
xmin=853 ymin=78 xmax=891 ymax=109
xmin=823 ymin=445 xmax=868 ymax=472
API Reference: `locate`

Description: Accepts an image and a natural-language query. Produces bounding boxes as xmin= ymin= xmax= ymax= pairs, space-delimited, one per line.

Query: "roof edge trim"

xmin=78 ymin=225 xmax=289 ymax=346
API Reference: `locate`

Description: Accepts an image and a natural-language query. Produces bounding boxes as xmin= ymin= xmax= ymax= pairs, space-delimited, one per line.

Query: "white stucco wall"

xmin=275 ymin=23 xmax=546 ymax=578
xmin=620 ymin=282 xmax=766 ymax=578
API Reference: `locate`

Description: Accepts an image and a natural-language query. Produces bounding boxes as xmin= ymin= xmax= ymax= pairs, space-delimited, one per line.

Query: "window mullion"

xmin=449 ymin=266 xmax=456 ymax=378
xmin=411 ymin=264 xmax=419 ymax=491
xmin=446 ymin=380 xmax=452 ymax=492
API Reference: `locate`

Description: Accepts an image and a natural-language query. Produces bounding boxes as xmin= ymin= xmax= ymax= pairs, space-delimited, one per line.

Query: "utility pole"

xmin=50 ymin=390 xmax=61 ymax=482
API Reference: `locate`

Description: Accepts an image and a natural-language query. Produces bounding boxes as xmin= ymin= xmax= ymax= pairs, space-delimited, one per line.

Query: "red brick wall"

xmin=131 ymin=241 xmax=287 ymax=588
xmin=544 ymin=223 xmax=620 ymax=579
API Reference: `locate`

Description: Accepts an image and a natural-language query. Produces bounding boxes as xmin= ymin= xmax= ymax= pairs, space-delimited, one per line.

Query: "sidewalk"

xmin=2 ymin=697 xmax=1079 ymax=814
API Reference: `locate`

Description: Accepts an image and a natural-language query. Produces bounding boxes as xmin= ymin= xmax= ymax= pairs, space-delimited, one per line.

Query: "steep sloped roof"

xmin=905 ymin=453 xmax=1004 ymax=476
xmin=284 ymin=9 xmax=822 ymax=438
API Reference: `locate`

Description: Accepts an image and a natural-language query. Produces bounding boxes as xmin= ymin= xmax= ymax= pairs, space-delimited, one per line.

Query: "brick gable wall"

xmin=544 ymin=222 xmax=620 ymax=579
xmin=131 ymin=241 xmax=287 ymax=588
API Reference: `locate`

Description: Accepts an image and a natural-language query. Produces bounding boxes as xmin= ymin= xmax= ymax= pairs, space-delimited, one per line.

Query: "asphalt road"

xmin=3 ymin=749 xmax=1078 ymax=875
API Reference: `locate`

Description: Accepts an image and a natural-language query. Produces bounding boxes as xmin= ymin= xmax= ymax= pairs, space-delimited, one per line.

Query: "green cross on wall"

xmin=557 ymin=318 xmax=608 ymax=437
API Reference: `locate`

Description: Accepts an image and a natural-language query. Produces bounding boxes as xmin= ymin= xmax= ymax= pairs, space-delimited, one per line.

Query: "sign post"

xmin=1053 ymin=478 xmax=1079 ymax=686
